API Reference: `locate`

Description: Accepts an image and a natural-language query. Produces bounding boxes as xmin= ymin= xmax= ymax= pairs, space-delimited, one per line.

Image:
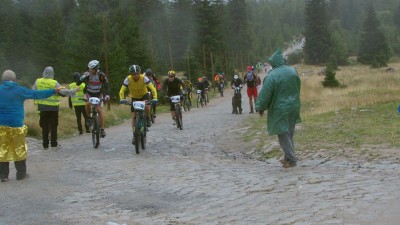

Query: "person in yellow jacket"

xmin=32 ymin=66 xmax=78 ymax=149
xmin=69 ymin=72 xmax=90 ymax=135
xmin=119 ymin=65 xmax=158 ymax=144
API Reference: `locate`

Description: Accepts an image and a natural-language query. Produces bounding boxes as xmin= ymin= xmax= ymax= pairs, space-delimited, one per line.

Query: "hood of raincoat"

xmin=0 ymin=81 xmax=18 ymax=90
xmin=43 ymin=66 xmax=54 ymax=79
xmin=73 ymin=72 xmax=81 ymax=83
xmin=268 ymin=48 xmax=285 ymax=69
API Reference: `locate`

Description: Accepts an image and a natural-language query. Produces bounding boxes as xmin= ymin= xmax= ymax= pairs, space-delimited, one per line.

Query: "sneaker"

xmin=100 ymin=129 xmax=106 ymax=138
xmin=1 ymin=178 xmax=8 ymax=182
xmin=86 ymin=117 xmax=92 ymax=127
xmin=17 ymin=173 xmax=30 ymax=181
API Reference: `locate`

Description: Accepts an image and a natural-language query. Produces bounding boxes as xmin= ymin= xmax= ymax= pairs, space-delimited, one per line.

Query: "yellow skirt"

xmin=0 ymin=125 xmax=28 ymax=162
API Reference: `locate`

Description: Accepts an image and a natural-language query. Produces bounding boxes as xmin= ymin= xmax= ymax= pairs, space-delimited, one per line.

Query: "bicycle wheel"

xmin=92 ymin=114 xmax=100 ymax=148
xmin=175 ymin=104 xmax=183 ymax=130
xmin=134 ymin=115 xmax=141 ymax=154
xmin=150 ymin=105 xmax=156 ymax=123
xmin=197 ymin=94 xmax=201 ymax=108
xmin=185 ymin=98 xmax=191 ymax=111
xmin=141 ymin=115 xmax=147 ymax=149
xmin=183 ymin=97 xmax=188 ymax=112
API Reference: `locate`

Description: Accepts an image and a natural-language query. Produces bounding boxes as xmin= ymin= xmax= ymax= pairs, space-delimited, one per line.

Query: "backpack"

xmin=246 ymin=72 xmax=253 ymax=81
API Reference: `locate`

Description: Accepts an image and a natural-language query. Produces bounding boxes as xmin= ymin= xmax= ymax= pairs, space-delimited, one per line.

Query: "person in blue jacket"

xmin=0 ymin=70 xmax=62 ymax=182
xmin=255 ymin=48 xmax=301 ymax=168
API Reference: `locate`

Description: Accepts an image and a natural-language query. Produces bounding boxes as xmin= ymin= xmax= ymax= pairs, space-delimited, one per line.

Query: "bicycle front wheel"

xmin=92 ymin=114 xmax=100 ymax=148
xmin=197 ymin=94 xmax=201 ymax=108
xmin=176 ymin=104 xmax=183 ymax=130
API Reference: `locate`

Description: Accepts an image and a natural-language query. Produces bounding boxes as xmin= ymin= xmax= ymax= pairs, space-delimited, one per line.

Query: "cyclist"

xmin=181 ymin=76 xmax=192 ymax=106
xmin=231 ymin=74 xmax=244 ymax=114
xmin=144 ymin=68 xmax=161 ymax=117
xmin=162 ymin=70 xmax=185 ymax=124
xmin=77 ymin=60 xmax=110 ymax=138
xmin=215 ymin=73 xmax=225 ymax=94
xmin=119 ymin=65 xmax=158 ymax=132
xmin=196 ymin=76 xmax=210 ymax=102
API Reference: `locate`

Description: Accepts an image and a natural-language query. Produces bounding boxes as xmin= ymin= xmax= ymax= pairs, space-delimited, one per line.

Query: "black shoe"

xmin=1 ymin=178 xmax=8 ymax=182
xmin=79 ymin=131 xmax=83 ymax=135
xmin=249 ymin=110 xmax=254 ymax=114
xmin=86 ymin=130 xmax=91 ymax=133
xmin=17 ymin=173 xmax=30 ymax=181
xmin=100 ymin=129 xmax=106 ymax=138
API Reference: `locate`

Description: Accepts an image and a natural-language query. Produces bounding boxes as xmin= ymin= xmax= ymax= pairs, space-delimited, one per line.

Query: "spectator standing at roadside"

xmin=0 ymin=70 xmax=62 ymax=182
xmin=32 ymin=66 xmax=78 ymax=149
xmin=255 ymin=48 xmax=301 ymax=168
xmin=69 ymin=72 xmax=90 ymax=135
xmin=243 ymin=65 xmax=261 ymax=113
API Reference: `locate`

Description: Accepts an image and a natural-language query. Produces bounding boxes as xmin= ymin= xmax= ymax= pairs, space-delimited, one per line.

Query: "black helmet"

xmin=145 ymin=68 xmax=153 ymax=75
xmin=129 ymin=65 xmax=141 ymax=73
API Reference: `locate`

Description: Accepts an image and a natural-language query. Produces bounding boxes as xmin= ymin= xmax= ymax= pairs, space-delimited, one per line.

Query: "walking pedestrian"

xmin=255 ymin=48 xmax=301 ymax=168
xmin=0 ymin=70 xmax=62 ymax=182
xmin=69 ymin=72 xmax=90 ymax=135
xmin=32 ymin=66 xmax=78 ymax=149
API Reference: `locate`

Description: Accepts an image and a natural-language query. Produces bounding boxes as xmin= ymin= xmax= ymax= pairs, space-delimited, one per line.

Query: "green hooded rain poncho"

xmin=255 ymin=48 xmax=301 ymax=135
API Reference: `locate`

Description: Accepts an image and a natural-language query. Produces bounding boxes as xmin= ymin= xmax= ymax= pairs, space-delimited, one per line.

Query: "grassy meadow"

xmin=244 ymin=58 xmax=400 ymax=161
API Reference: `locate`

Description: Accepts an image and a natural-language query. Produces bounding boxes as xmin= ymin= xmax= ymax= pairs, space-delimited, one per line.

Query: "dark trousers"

xmin=0 ymin=159 xmax=26 ymax=179
xmin=39 ymin=111 xmax=59 ymax=148
xmin=74 ymin=105 xmax=89 ymax=132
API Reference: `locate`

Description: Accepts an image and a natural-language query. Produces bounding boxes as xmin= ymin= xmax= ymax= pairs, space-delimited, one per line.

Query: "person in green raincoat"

xmin=255 ymin=48 xmax=301 ymax=168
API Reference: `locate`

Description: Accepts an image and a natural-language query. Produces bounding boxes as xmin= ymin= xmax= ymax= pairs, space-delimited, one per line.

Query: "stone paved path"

xmin=1 ymin=71 xmax=399 ymax=225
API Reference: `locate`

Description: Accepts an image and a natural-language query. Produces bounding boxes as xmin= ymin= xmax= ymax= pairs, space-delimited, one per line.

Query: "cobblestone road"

xmin=1 ymin=73 xmax=400 ymax=225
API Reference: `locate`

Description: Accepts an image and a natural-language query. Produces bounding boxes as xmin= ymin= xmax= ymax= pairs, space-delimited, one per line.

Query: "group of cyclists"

xmin=72 ymin=59 xmax=262 ymax=146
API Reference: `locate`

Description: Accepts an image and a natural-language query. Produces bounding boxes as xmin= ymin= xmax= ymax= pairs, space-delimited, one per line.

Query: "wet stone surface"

xmin=1 ymin=73 xmax=399 ymax=225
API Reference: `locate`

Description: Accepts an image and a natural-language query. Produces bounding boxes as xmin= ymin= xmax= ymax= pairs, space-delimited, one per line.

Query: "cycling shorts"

xmin=246 ymin=87 xmax=258 ymax=98
xmin=130 ymin=93 xmax=150 ymax=112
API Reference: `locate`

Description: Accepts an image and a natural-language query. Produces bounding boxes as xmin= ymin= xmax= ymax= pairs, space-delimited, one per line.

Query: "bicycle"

xmin=86 ymin=97 xmax=103 ymax=148
xmin=204 ymin=88 xmax=209 ymax=104
xmin=196 ymin=89 xmax=205 ymax=108
xmin=170 ymin=95 xmax=183 ymax=130
xmin=127 ymin=100 xmax=150 ymax=154
xmin=218 ymin=82 xmax=224 ymax=97
xmin=182 ymin=89 xmax=191 ymax=112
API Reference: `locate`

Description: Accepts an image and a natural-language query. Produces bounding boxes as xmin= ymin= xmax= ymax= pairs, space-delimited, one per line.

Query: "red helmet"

xmin=246 ymin=66 xmax=252 ymax=72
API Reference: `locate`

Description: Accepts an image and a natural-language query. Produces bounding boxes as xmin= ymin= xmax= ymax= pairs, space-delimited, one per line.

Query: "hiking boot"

xmin=282 ymin=161 xmax=297 ymax=168
xmin=17 ymin=173 xmax=30 ymax=181
xmin=86 ymin=117 xmax=92 ymax=127
xmin=100 ymin=129 xmax=106 ymax=138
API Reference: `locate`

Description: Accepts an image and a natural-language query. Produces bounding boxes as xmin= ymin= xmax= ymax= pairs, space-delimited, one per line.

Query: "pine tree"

xmin=303 ymin=0 xmax=332 ymax=65
xmin=357 ymin=5 xmax=390 ymax=68
xmin=322 ymin=61 xmax=340 ymax=88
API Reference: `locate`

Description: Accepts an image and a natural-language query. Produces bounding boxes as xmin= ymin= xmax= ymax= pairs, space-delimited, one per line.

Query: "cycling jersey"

xmin=77 ymin=70 xmax=110 ymax=96
xmin=119 ymin=74 xmax=157 ymax=100
xmin=163 ymin=77 xmax=184 ymax=96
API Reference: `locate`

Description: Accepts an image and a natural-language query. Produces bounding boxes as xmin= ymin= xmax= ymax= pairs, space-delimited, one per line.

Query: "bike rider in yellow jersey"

xmin=119 ymin=65 xmax=158 ymax=135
